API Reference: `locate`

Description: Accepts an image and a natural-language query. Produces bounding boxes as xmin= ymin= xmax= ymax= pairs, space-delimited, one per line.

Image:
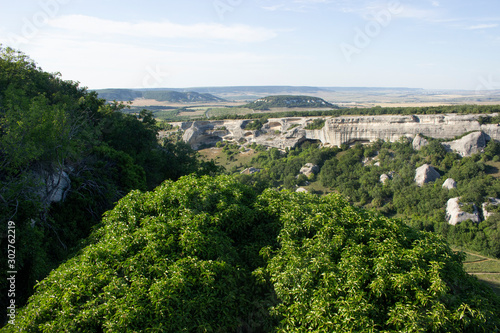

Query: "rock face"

xmin=380 ymin=174 xmax=390 ymax=185
xmin=241 ymin=167 xmax=261 ymax=175
xmin=299 ymin=163 xmax=319 ymax=177
xmin=482 ymin=197 xmax=500 ymax=220
xmin=446 ymin=197 xmax=481 ymax=225
xmin=174 ymin=114 xmax=500 ymax=151
xmin=442 ymin=131 xmax=487 ymax=157
xmin=412 ymin=134 xmax=429 ymax=151
xmin=442 ymin=178 xmax=457 ymax=190
xmin=37 ymin=170 xmax=71 ymax=205
xmin=414 ymin=164 xmax=440 ymax=187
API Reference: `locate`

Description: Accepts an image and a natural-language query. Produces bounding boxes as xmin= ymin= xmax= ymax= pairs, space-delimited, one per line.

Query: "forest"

xmin=1 ymin=47 xmax=500 ymax=331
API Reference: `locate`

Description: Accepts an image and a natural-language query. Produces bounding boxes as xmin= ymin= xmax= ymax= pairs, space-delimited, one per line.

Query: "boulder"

xmin=442 ymin=178 xmax=457 ymax=190
xmin=412 ymin=134 xmax=429 ymax=151
xmin=445 ymin=197 xmax=481 ymax=225
xmin=380 ymin=172 xmax=395 ymax=185
xmin=241 ymin=167 xmax=261 ymax=175
xmin=482 ymin=197 xmax=500 ymax=220
xmin=442 ymin=132 xmax=487 ymax=157
xmin=296 ymin=187 xmax=308 ymax=193
xmin=380 ymin=174 xmax=390 ymax=185
xmin=414 ymin=164 xmax=440 ymax=187
xmin=299 ymin=163 xmax=320 ymax=178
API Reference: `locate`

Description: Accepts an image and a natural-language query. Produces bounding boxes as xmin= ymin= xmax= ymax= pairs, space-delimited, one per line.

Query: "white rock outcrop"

xmin=446 ymin=197 xmax=481 ymax=225
xmin=415 ymin=164 xmax=440 ymax=187
xmin=442 ymin=178 xmax=457 ymax=190
xmin=175 ymin=114 xmax=500 ymax=151
xmin=482 ymin=197 xmax=500 ymax=220
xmin=241 ymin=167 xmax=261 ymax=175
xmin=299 ymin=163 xmax=319 ymax=177
xmin=442 ymin=132 xmax=487 ymax=157
xmin=380 ymin=174 xmax=390 ymax=185
xmin=412 ymin=134 xmax=429 ymax=151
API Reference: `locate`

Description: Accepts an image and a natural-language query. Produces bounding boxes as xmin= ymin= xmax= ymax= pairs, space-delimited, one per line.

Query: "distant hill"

xmin=94 ymin=89 xmax=143 ymax=101
xmin=244 ymin=95 xmax=338 ymax=110
xmin=142 ymin=91 xmax=225 ymax=103
xmin=94 ymin=89 xmax=226 ymax=103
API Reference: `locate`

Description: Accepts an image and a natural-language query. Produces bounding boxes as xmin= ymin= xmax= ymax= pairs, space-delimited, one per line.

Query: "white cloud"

xmin=47 ymin=15 xmax=277 ymax=43
xmin=467 ymin=23 xmax=498 ymax=30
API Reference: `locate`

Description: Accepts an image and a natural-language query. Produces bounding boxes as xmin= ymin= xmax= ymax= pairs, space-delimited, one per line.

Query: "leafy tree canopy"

xmin=7 ymin=175 xmax=499 ymax=332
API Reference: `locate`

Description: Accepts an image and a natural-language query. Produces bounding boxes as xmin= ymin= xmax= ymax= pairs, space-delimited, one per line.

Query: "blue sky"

xmin=1 ymin=0 xmax=499 ymax=90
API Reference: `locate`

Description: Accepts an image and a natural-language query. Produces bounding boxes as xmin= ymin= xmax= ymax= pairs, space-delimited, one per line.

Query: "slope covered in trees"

xmin=95 ymin=89 xmax=226 ymax=103
xmin=244 ymin=95 xmax=336 ymax=110
xmin=6 ymin=175 xmax=500 ymax=332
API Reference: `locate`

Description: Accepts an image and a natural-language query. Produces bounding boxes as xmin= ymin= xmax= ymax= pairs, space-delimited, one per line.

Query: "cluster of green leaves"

xmin=244 ymin=118 xmax=266 ymax=131
xmin=7 ymin=175 xmax=500 ymax=332
xmin=7 ymin=175 xmax=280 ymax=332
xmin=304 ymin=118 xmax=326 ymax=130
xmin=478 ymin=115 xmax=500 ymax=125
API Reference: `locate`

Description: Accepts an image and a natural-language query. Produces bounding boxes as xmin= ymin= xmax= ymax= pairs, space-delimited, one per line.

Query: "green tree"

xmin=262 ymin=190 xmax=500 ymax=332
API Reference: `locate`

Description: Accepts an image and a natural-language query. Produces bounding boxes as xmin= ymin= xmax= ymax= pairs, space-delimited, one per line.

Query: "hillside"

xmin=245 ymin=95 xmax=337 ymax=110
xmin=94 ymin=89 xmax=226 ymax=103
xmin=142 ymin=90 xmax=226 ymax=103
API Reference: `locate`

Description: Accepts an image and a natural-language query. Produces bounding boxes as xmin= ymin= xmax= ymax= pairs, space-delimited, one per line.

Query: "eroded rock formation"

xmin=446 ymin=197 xmax=481 ymax=225
xmin=299 ymin=163 xmax=319 ymax=178
xmin=412 ymin=134 xmax=429 ymax=151
xmin=442 ymin=131 xmax=487 ymax=157
xmin=415 ymin=164 xmax=440 ymax=187
xmin=173 ymin=114 xmax=500 ymax=151
xmin=482 ymin=197 xmax=500 ymax=220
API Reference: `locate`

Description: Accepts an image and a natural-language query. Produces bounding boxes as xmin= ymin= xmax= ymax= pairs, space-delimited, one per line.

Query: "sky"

xmin=1 ymin=0 xmax=499 ymax=90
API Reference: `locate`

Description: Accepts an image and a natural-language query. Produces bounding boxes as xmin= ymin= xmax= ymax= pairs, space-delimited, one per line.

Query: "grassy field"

xmin=485 ymin=160 xmax=500 ymax=178
xmin=459 ymin=249 xmax=500 ymax=296
xmin=198 ymin=147 xmax=259 ymax=173
xmin=206 ymin=107 xmax=254 ymax=118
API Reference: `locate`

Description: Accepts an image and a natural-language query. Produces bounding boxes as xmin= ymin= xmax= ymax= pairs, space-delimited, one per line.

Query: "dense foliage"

xmin=6 ymin=175 xmax=499 ymax=332
xmin=236 ymin=138 xmax=500 ymax=259
xmin=0 ymin=47 xmax=219 ymax=312
xmin=263 ymin=189 xmax=500 ymax=332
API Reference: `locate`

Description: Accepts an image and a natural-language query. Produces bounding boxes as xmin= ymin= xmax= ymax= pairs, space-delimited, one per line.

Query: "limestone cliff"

xmin=174 ymin=114 xmax=500 ymax=150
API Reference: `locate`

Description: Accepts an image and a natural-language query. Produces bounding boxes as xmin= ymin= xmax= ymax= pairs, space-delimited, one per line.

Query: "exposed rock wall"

xmin=175 ymin=114 xmax=500 ymax=150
